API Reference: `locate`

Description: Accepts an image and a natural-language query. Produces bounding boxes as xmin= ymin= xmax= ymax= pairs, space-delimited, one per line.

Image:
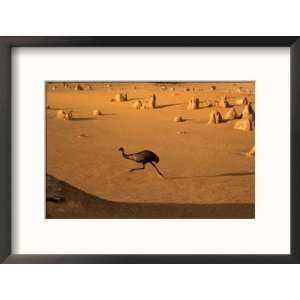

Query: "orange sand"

xmin=46 ymin=82 xmax=255 ymax=210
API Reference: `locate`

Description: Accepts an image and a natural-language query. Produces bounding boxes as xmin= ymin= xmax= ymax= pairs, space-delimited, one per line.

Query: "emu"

xmin=118 ymin=147 xmax=163 ymax=177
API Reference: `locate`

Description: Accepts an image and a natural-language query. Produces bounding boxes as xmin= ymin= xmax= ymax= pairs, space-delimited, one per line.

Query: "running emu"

xmin=118 ymin=147 xmax=163 ymax=177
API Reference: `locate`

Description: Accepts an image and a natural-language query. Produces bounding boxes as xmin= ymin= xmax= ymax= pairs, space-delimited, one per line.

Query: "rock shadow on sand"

xmin=156 ymin=103 xmax=185 ymax=109
xmin=71 ymin=117 xmax=99 ymax=121
xmin=216 ymin=171 xmax=255 ymax=177
xmin=167 ymin=171 xmax=254 ymax=180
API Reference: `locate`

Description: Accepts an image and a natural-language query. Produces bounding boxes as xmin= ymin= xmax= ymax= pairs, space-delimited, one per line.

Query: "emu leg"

xmin=129 ymin=164 xmax=145 ymax=172
xmin=150 ymin=162 xmax=164 ymax=177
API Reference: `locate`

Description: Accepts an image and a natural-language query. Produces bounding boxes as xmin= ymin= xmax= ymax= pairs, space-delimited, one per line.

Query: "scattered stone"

xmin=64 ymin=111 xmax=73 ymax=120
xmin=208 ymin=110 xmax=222 ymax=124
xmin=115 ymin=93 xmax=122 ymax=102
xmin=218 ymin=97 xmax=229 ymax=108
xmin=177 ymin=130 xmax=187 ymax=135
xmin=211 ymin=100 xmax=218 ymax=107
xmin=184 ymin=87 xmax=190 ymax=92
xmin=242 ymin=104 xmax=255 ymax=120
xmin=211 ymin=85 xmax=216 ymax=91
xmin=56 ymin=110 xmax=66 ymax=120
xmin=224 ymin=107 xmax=239 ymax=120
xmin=92 ymin=109 xmax=102 ymax=116
xmin=57 ymin=110 xmax=73 ymax=120
xmin=133 ymin=100 xmax=143 ymax=110
xmin=235 ymin=97 xmax=248 ymax=105
xmin=46 ymin=105 xmax=51 ymax=110
xmin=78 ymin=133 xmax=88 ymax=138
xmin=187 ymin=97 xmax=199 ymax=110
xmin=199 ymin=100 xmax=212 ymax=108
xmin=234 ymin=119 xmax=254 ymax=131
xmin=174 ymin=115 xmax=184 ymax=122
xmin=73 ymin=84 xmax=83 ymax=91
xmin=115 ymin=93 xmax=127 ymax=102
xmin=246 ymin=146 xmax=255 ymax=157
xmin=143 ymin=94 xmax=156 ymax=109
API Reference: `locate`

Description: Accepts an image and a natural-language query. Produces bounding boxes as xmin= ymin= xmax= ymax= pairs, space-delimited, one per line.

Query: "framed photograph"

xmin=0 ymin=37 xmax=299 ymax=263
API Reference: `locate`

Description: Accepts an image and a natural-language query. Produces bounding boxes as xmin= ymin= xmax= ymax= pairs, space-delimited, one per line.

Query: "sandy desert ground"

xmin=46 ymin=82 xmax=255 ymax=218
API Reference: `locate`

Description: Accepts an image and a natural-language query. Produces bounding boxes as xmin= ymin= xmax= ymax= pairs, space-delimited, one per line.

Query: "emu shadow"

xmin=167 ymin=171 xmax=254 ymax=180
xmin=46 ymin=174 xmax=255 ymax=219
xmin=101 ymin=113 xmax=116 ymax=116
xmin=216 ymin=172 xmax=255 ymax=177
xmin=167 ymin=175 xmax=209 ymax=180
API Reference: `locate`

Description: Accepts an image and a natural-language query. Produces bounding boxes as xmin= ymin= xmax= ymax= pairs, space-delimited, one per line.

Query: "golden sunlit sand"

xmin=46 ymin=82 xmax=255 ymax=218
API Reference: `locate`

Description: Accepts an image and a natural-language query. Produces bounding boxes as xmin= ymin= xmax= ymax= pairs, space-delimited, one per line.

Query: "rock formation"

xmin=174 ymin=115 xmax=183 ymax=122
xmin=218 ymin=97 xmax=229 ymax=108
xmin=133 ymin=100 xmax=143 ymax=110
xmin=92 ymin=109 xmax=102 ymax=116
xmin=235 ymin=97 xmax=248 ymax=105
xmin=234 ymin=119 xmax=253 ymax=131
xmin=187 ymin=97 xmax=199 ymax=110
xmin=208 ymin=110 xmax=222 ymax=124
xmin=224 ymin=107 xmax=239 ymax=120
xmin=242 ymin=103 xmax=255 ymax=120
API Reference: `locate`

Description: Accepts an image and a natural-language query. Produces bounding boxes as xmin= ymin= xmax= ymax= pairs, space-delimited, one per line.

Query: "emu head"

xmin=118 ymin=147 xmax=124 ymax=152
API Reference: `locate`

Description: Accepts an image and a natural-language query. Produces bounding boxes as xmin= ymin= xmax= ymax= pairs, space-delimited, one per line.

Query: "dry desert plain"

xmin=46 ymin=82 xmax=255 ymax=218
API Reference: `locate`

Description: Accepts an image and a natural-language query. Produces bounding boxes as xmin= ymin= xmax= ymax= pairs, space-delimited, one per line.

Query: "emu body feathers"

xmin=118 ymin=147 xmax=163 ymax=176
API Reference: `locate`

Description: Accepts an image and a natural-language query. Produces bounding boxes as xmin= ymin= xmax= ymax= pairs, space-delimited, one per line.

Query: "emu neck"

xmin=121 ymin=150 xmax=129 ymax=160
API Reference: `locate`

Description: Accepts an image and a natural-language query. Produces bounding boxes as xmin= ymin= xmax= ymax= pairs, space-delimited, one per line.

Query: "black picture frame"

xmin=0 ymin=36 xmax=299 ymax=264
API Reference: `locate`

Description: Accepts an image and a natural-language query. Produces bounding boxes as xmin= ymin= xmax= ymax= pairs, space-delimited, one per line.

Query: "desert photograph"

xmin=46 ymin=81 xmax=255 ymax=218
